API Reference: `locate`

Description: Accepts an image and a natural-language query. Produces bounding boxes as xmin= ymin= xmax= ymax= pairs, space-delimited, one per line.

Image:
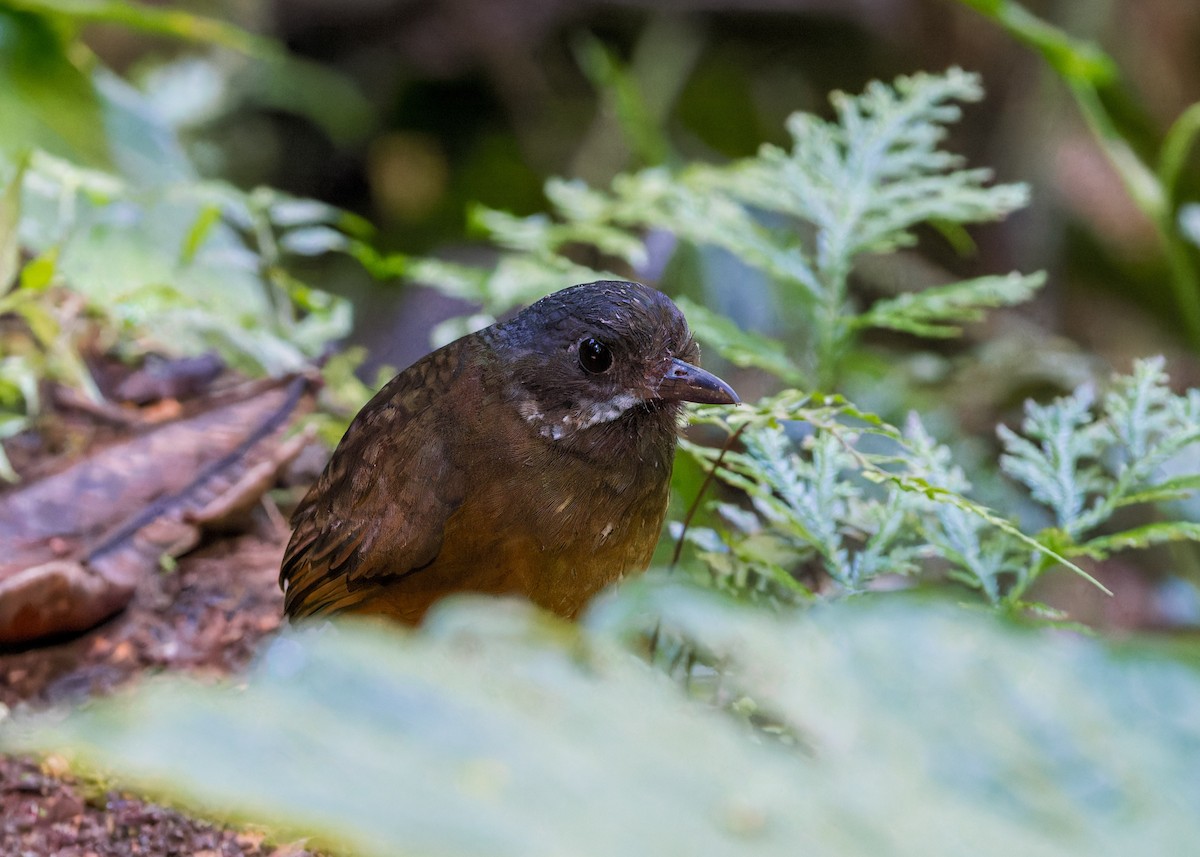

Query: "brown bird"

xmin=280 ymin=280 xmax=738 ymax=624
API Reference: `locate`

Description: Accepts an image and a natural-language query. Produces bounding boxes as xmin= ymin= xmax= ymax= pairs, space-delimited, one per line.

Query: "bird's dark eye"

xmin=578 ymin=337 xmax=613 ymax=374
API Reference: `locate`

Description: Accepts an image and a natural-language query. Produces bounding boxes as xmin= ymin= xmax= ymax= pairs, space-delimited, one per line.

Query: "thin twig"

xmin=650 ymin=420 xmax=750 ymax=660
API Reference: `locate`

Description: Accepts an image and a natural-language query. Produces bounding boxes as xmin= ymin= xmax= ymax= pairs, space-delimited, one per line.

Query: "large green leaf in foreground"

xmin=6 ymin=585 xmax=1200 ymax=856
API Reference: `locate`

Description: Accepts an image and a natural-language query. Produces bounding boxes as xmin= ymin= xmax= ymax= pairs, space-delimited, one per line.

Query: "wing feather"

xmin=280 ymin=341 xmax=470 ymax=618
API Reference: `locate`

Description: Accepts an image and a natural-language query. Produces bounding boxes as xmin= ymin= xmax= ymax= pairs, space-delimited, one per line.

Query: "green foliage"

xmin=1 ymin=13 xmax=1198 ymax=855
xmin=0 ymin=9 xmax=110 ymax=168
xmin=2 ymin=0 xmax=275 ymax=56
xmin=681 ymin=396 xmax=1073 ymax=609
xmin=683 ymin=69 xmax=1031 ymax=362
xmin=0 ymin=4 xmax=372 ymax=472
xmin=680 ymin=360 xmax=1200 ymax=609
xmin=997 ymin=358 xmax=1200 ymax=587
xmin=0 ymin=158 xmax=99 ymax=480
xmin=0 ymin=0 xmax=372 ymax=145
xmin=853 ymin=271 xmax=1044 ymax=338
xmin=954 ymin=0 xmax=1117 ymax=84
xmin=14 ymin=153 xmax=358 ymax=368
xmin=381 ymin=69 xmax=1037 ymax=385
xmin=8 ymin=588 xmax=1200 ymax=857
xmin=361 ymin=68 xmax=1200 ymax=606
xmin=571 ymin=31 xmax=673 ymax=167
xmin=0 ymin=148 xmax=360 ymax=448
xmin=959 ymin=0 xmax=1200 ymax=349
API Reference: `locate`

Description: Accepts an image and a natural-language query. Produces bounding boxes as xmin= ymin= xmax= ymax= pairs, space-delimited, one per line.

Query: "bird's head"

xmin=494 ymin=281 xmax=738 ymax=455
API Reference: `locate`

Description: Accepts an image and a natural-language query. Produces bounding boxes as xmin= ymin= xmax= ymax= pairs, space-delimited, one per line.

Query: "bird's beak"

xmin=655 ymin=358 xmax=740 ymax=405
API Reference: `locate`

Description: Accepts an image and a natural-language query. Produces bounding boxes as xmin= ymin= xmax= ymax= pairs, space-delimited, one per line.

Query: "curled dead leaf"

xmin=0 ymin=376 xmax=315 ymax=645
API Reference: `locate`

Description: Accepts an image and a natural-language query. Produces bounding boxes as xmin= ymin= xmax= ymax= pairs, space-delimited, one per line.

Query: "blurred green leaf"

xmin=12 ymin=153 xmax=355 ymax=373
xmin=572 ymin=33 xmax=671 ymax=166
xmin=240 ymin=53 xmax=374 ymax=147
xmin=959 ymin=0 xmax=1200 ymax=349
xmin=8 ymin=589 xmax=1200 ymax=856
xmin=3 ymin=0 xmax=272 ymax=56
xmin=607 ymin=584 xmax=1200 ymax=851
xmin=92 ymin=68 xmax=195 ymax=184
xmin=1159 ymin=102 xmax=1200 ymax=209
xmin=18 ymin=245 xmax=56 ymax=291
xmin=7 ymin=293 xmax=58 ymax=346
xmin=0 ymin=9 xmax=109 ymax=167
xmin=0 ymin=156 xmax=24 ymax=290
xmin=0 ymin=355 xmax=38 ymax=413
xmin=279 ymin=226 xmax=351 ymax=257
xmin=955 ymin=0 xmax=1117 ymax=84
xmin=180 ymin=203 xmax=222 ymax=265
xmin=0 ymin=353 xmax=38 ymax=481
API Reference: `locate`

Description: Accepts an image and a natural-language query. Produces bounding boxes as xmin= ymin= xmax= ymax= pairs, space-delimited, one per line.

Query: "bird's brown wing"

xmin=280 ymin=342 xmax=470 ymax=618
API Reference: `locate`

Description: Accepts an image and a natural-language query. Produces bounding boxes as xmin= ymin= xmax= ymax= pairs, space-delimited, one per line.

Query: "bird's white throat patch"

xmin=520 ymin=392 xmax=642 ymax=441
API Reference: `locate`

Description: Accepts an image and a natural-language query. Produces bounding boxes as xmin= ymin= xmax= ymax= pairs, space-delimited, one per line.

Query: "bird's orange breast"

xmin=349 ymin=438 xmax=672 ymax=623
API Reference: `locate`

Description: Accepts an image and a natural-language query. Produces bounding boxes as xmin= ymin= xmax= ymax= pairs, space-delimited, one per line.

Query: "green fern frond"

xmin=855 ymin=272 xmax=1045 ymax=337
xmin=721 ymin=69 xmax=1028 ymax=260
xmin=414 ymin=70 xmax=1040 ymax=384
xmin=1000 ymin=358 xmax=1200 ymax=554
xmin=681 ymin=399 xmax=1109 ymax=604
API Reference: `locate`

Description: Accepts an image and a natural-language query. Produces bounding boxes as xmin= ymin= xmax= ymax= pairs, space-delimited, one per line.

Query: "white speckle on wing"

xmin=599 ymin=522 xmax=614 ymax=540
xmin=519 ymin=399 xmax=545 ymax=423
xmin=555 ymin=496 xmax=573 ymax=515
